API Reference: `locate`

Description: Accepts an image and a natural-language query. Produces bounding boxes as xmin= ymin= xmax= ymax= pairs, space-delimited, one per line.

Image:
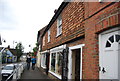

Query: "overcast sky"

xmin=0 ymin=0 xmax=63 ymax=52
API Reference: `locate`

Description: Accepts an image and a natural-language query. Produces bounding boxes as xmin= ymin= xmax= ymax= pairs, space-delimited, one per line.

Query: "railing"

xmin=3 ymin=62 xmax=26 ymax=81
xmin=5 ymin=69 xmax=16 ymax=81
xmin=0 ymin=47 xmax=6 ymax=81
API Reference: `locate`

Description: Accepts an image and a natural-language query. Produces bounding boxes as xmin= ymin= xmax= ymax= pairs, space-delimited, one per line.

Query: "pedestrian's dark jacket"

xmin=26 ymin=58 xmax=31 ymax=63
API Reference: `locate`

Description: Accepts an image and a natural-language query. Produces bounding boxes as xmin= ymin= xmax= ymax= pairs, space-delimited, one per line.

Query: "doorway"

xmin=72 ymin=49 xmax=81 ymax=81
xmin=68 ymin=44 xmax=84 ymax=80
xmin=99 ymin=27 xmax=120 ymax=80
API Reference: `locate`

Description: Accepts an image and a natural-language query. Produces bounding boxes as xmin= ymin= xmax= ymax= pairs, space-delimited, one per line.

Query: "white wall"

xmin=36 ymin=50 xmax=41 ymax=68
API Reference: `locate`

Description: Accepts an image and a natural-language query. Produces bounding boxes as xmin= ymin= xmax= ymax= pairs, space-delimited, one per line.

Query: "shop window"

xmin=56 ymin=52 xmax=62 ymax=75
xmin=50 ymin=52 xmax=62 ymax=76
xmin=41 ymin=53 xmax=46 ymax=68
xmin=51 ymin=53 xmax=56 ymax=72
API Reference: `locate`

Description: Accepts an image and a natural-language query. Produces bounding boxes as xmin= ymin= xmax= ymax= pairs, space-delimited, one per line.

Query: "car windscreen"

xmin=3 ymin=66 xmax=14 ymax=70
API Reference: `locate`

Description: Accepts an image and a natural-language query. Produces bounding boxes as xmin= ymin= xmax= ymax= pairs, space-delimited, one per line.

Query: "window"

xmin=41 ymin=53 xmax=46 ymax=68
xmin=106 ymin=41 xmax=111 ymax=47
xmin=106 ymin=34 xmax=120 ymax=48
xmin=57 ymin=15 xmax=62 ymax=36
xmin=109 ymin=35 xmax=114 ymax=43
xmin=56 ymin=52 xmax=62 ymax=75
xmin=116 ymin=35 xmax=120 ymax=42
xmin=49 ymin=45 xmax=66 ymax=79
xmin=48 ymin=30 xmax=50 ymax=42
xmin=51 ymin=53 xmax=56 ymax=72
xmin=50 ymin=52 xmax=62 ymax=76
xmin=43 ymin=36 xmax=45 ymax=46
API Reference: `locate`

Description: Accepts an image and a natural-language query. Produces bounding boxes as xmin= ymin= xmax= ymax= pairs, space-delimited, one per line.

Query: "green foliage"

xmin=15 ymin=42 xmax=24 ymax=51
xmin=15 ymin=42 xmax=24 ymax=61
xmin=33 ymin=47 xmax=37 ymax=52
xmin=31 ymin=52 xmax=34 ymax=56
xmin=32 ymin=42 xmax=39 ymax=56
xmin=36 ymin=42 xmax=39 ymax=48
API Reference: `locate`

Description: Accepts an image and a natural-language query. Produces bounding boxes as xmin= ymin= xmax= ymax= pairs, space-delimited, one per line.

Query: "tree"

xmin=32 ymin=42 xmax=39 ymax=56
xmin=15 ymin=42 xmax=24 ymax=61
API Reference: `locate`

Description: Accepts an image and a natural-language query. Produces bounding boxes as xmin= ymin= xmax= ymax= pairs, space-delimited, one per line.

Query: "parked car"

xmin=1 ymin=64 xmax=15 ymax=80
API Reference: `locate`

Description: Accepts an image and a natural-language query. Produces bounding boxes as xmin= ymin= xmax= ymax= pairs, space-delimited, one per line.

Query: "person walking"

xmin=26 ymin=54 xmax=31 ymax=70
xmin=31 ymin=56 xmax=36 ymax=70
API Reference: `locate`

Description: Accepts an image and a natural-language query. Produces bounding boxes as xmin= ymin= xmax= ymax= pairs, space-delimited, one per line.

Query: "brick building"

xmin=37 ymin=1 xmax=120 ymax=80
xmin=36 ymin=26 xmax=47 ymax=68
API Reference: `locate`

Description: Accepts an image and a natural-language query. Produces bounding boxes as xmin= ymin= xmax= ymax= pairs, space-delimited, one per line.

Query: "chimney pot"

xmin=54 ymin=9 xmax=57 ymax=13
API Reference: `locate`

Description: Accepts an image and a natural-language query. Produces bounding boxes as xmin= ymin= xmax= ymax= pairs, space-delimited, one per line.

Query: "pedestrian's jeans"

xmin=27 ymin=63 xmax=30 ymax=70
xmin=32 ymin=63 xmax=35 ymax=70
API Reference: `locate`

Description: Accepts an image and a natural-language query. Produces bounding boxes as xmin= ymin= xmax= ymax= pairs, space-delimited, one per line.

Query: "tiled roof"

xmin=39 ymin=25 xmax=47 ymax=37
xmin=9 ymin=49 xmax=18 ymax=56
xmin=0 ymin=47 xmax=4 ymax=51
xmin=37 ymin=25 xmax=47 ymax=42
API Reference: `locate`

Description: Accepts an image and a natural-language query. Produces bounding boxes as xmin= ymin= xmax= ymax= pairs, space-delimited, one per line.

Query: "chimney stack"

xmin=8 ymin=45 xmax=10 ymax=49
xmin=54 ymin=9 xmax=57 ymax=13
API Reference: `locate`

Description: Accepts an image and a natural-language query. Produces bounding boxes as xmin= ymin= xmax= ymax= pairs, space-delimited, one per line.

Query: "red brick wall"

xmin=41 ymin=2 xmax=120 ymax=79
xmin=83 ymin=2 xmax=120 ymax=79
xmin=42 ymin=2 xmax=85 ymax=51
xmin=42 ymin=32 xmax=47 ymax=50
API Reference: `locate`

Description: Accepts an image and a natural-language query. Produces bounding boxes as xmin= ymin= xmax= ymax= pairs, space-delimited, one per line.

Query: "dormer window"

xmin=57 ymin=15 xmax=62 ymax=37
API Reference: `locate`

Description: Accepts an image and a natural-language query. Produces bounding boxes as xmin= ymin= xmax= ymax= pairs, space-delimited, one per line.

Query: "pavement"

xmin=1 ymin=63 xmax=53 ymax=81
xmin=20 ymin=66 xmax=51 ymax=80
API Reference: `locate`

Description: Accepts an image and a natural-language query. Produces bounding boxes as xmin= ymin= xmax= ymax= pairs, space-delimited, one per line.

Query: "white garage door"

xmin=99 ymin=27 xmax=120 ymax=81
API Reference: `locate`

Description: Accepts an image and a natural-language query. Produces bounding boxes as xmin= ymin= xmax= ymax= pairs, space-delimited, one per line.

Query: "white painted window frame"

xmin=56 ymin=15 xmax=62 ymax=37
xmin=41 ymin=50 xmax=48 ymax=69
xmin=68 ymin=44 xmax=85 ymax=80
xmin=49 ymin=44 xmax=66 ymax=79
xmin=49 ymin=52 xmax=62 ymax=79
xmin=48 ymin=29 xmax=50 ymax=42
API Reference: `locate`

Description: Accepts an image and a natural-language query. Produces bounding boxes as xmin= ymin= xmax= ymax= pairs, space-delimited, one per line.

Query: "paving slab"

xmin=20 ymin=67 xmax=50 ymax=79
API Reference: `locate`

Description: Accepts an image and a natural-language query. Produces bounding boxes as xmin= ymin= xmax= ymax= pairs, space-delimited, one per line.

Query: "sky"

xmin=0 ymin=0 xmax=63 ymax=52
